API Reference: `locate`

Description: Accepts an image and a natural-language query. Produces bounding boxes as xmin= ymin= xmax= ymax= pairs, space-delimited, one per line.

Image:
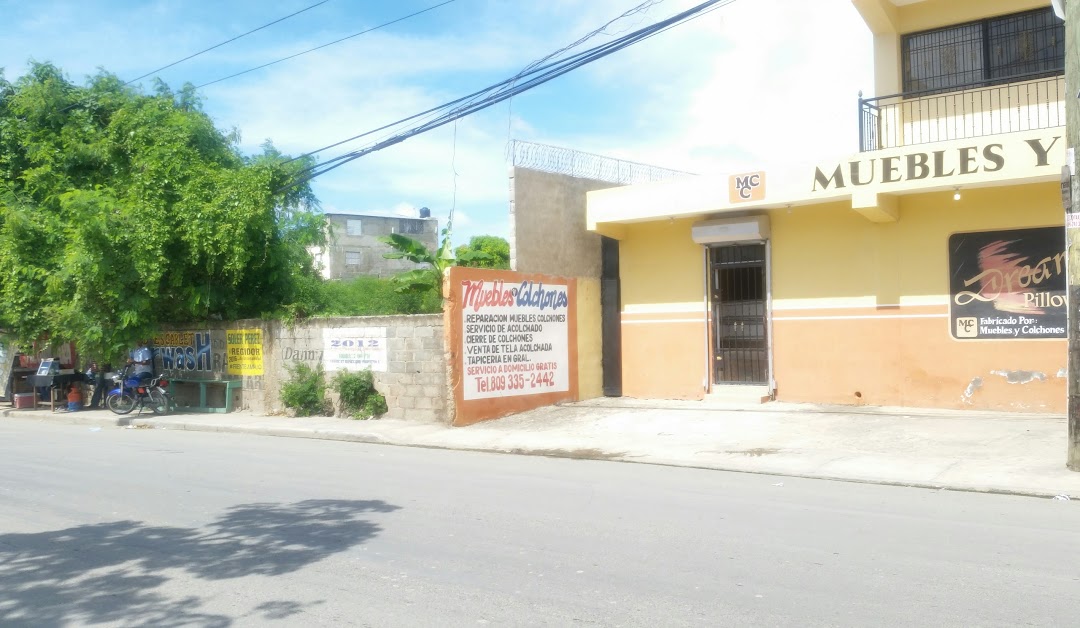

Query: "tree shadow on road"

xmin=0 ymin=499 xmax=400 ymax=627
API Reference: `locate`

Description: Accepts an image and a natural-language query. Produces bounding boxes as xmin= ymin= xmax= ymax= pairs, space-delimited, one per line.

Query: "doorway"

xmin=600 ymin=236 xmax=622 ymax=397
xmin=709 ymin=243 xmax=768 ymax=386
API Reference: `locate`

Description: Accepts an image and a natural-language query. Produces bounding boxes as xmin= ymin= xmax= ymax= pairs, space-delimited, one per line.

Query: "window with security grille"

xmin=346 ymin=219 xmax=363 ymax=236
xmin=902 ymin=8 xmax=1063 ymax=94
xmin=345 ymin=251 xmax=362 ymax=266
xmin=398 ymin=219 xmax=424 ymax=235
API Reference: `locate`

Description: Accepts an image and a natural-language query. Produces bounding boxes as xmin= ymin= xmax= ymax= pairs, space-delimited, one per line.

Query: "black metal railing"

xmin=858 ymin=72 xmax=1065 ymax=152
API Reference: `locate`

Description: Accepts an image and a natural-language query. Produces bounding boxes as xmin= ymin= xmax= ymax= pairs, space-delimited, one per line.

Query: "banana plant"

xmin=380 ymin=227 xmax=490 ymax=294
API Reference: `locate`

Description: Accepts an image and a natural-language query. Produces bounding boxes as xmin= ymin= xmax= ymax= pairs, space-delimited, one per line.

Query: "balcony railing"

xmin=858 ymin=72 xmax=1065 ymax=152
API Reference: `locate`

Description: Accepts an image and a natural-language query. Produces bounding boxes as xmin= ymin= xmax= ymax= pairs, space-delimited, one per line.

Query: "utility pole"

xmin=1066 ymin=0 xmax=1080 ymax=471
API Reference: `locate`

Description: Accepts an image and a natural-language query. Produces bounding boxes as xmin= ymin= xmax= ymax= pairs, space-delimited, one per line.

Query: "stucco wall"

xmin=510 ymin=167 xmax=613 ymax=279
xmin=612 ymin=182 xmax=1066 ymax=412
xmin=575 ymin=277 xmax=604 ymax=400
xmin=156 ymin=315 xmax=449 ymax=421
xmin=618 ymin=218 xmax=708 ymax=400
xmin=769 ymin=182 xmax=1066 ymax=412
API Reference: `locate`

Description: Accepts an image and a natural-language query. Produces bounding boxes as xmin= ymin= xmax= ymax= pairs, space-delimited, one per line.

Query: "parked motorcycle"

xmin=106 ymin=365 xmax=172 ymax=415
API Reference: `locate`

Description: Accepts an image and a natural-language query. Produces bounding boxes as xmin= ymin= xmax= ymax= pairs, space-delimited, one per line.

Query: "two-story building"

xmin=586 ymin=0 xmax=1067 ymax=412
xmin=310 ymin=211 xmax=440 ymax=280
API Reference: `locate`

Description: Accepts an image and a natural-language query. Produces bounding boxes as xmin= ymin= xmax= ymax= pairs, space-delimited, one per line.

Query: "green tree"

xmin=454 ymin=235 xmax=510 ymax=269
xmin=379 ymin=228 xmax=490 ymax=295
xmin=0 ymin=62 xmax=323 ymax=359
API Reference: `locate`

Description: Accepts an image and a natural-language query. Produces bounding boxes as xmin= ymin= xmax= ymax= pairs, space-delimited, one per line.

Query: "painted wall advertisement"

xmin=323 ymin=327 xmax=388 ymax=372
xmin=154 ymin=331 xmax=213 ymax=371
xmin=948 ymin=226 xmax=1066 ymax=340
xmin=461 ymin=278 xmax=570 ymax=400
xmin=226 ymin=328 xmax=264 ymax=375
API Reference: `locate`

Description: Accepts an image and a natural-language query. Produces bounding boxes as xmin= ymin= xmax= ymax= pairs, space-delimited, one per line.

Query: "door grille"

xmin=710 ymin=244 xmax=768 ymax=385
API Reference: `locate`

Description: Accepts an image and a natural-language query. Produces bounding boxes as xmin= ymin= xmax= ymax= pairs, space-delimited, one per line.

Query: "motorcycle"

xmin=106 ymin=365 xmax=172 ymax=415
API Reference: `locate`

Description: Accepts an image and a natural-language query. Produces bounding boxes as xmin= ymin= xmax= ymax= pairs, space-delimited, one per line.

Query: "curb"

xmin=153 ymin=420 xmax=393 ymax=445
xmin=1 ymin=407 xmax=396 ymax=445
xmin=4 ymin=408 xmax=1075 ymax=501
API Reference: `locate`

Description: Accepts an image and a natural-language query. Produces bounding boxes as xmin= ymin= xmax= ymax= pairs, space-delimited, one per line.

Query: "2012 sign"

xmin=323 ymin=327 xmax=388 ymax=372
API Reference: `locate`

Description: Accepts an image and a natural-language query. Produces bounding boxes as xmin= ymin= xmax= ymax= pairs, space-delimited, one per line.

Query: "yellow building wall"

xmin=575 ymin=277 xmax=604 ymax=400
xmin=613 ymin=182 xmax=1065 ymax=411
xmin=770 ymin=182 xmax=1065 ymax=412
xmin=619 ymin=218 xmax=708 ymax=399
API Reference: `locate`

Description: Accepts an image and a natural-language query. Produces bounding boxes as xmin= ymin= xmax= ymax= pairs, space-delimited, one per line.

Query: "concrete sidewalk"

xmin=5 ymin=399 xmax=1079 ymax=499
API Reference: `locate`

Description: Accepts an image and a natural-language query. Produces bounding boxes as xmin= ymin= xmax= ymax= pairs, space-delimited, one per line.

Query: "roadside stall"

xmin=4 ymin=341 xmax=82 ymax=410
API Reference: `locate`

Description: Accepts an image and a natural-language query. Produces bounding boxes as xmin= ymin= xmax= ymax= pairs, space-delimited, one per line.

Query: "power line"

xmin=195 ymin=0 xmax=461 ymax=90
xmin=517 ymin=0 xmax=663 ymax=79
xmin=286 ymin=0 xmax=666 ymax=165
xmin=124 ymin=0 xmax=333 ymax=86
xmin=55 ymin=0 xmax=461 ymax=121
xmin=504 ymin=0 xmax=662 ymax=158
xmin=280 ymin=0 xmax=736 ymax=191
xmin=54 ymin=0 xmax=334 ymax=114
xmin=309 ymin=1 xmax=715 ymax=168
xmin=293 ymin=10 xmax=701 ymax=180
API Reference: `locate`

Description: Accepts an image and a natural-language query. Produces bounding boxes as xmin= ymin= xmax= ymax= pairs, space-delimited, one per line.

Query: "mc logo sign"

xmin=729 ymin=171 xmax=766 ymax=203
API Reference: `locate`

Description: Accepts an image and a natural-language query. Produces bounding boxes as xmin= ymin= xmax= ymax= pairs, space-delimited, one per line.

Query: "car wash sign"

xmin=948 ymin=226 xmax=1066 ymax=340
xmin=460 ymin=278 xmax=570 ymax=400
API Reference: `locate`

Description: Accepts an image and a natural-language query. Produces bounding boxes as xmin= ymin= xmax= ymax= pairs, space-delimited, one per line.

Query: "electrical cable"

xmin=290 ymin=9 xmax=710 ymax=184
xmin=195 ymin=0 xmax=461 ymax=89
xmin=280 ymin=0 xmax=736 ymax=191
xmin=124 ymin=0 xmax=333 ymax=86
xmin=287 ymin=0 xmax=680 ymax=165
xmin=516 ymin=0 xmax=662 ymax=79
xmin=55 ymin=0 xmax=334 ymax=114
xmin=504 ymin=0 xmax=662 ymax=159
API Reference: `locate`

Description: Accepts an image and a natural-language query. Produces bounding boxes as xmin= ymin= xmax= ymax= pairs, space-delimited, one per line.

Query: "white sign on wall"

xmin=461 ymin=279 xmax=570 ymax=400
xmin=323 ymin=327 xmax=388 ymax=372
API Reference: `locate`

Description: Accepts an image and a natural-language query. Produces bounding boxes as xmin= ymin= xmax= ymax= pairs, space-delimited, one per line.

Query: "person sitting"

xmin=66 ymin=384 xmax=82 ymax=412
xmin=128 ymin=342 xmax=154 ymax=385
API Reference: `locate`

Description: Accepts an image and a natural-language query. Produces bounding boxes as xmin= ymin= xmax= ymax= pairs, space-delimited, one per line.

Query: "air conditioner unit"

xmin=691 ymin=215 xmax=770 ymax=245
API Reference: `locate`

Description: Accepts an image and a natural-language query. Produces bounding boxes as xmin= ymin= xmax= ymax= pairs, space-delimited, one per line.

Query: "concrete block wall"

xmin=376 ymin=318 xmax=450 ymax=421
xmin=158 ymin=314 xmax=449 ymax=422
xmin=509 ymin=167 xmax=612 ymax=403
xmin=509 ymin=167 xmax=613 ymax=277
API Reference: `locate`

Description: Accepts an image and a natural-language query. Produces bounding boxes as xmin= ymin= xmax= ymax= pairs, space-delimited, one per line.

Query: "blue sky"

xmin=0 ymin=0 xmax=873 ymax=245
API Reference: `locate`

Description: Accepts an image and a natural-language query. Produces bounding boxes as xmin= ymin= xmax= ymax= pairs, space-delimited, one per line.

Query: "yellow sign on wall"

xmin=226 ymin=328 xmax=264 ymax=375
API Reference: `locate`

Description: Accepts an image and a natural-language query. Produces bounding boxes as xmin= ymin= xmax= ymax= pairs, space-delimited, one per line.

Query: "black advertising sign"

xmin=948 ymin=226 xmax=1066 ymax=340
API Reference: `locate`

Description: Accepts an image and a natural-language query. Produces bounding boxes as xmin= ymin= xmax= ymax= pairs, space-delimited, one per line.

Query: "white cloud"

xmin=1 ymin=0 xmax=874 ymax=245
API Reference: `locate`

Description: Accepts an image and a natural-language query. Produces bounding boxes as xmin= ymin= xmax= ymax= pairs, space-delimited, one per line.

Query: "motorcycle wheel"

xmin=107 ymin=391 xmax=137 ymax=415
xmin=148 ymin=389 xmax=170 ymax=415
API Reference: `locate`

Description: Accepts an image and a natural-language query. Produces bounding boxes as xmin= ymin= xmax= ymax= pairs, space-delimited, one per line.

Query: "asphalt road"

xmin=1 ymin=419 xmax=1078 ymax=628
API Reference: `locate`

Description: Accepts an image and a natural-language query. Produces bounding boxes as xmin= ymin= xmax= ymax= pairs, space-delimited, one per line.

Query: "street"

xmin=1 ymin=419 xmax=1079 ymax=627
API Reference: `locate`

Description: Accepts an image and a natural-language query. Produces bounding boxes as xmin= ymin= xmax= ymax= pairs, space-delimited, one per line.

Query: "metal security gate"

xmin=710 ymin=244 xmax=768 ymax=385
xmin=600 ymin=236 xmax=622 ymax=397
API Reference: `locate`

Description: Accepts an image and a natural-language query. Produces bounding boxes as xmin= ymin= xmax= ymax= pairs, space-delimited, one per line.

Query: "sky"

xmin=0 ymin=0 xmax=874 ymax=245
